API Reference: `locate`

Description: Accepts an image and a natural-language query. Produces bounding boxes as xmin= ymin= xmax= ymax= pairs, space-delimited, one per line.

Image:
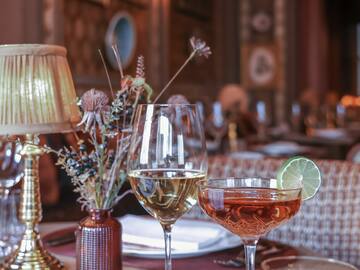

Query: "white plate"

xmin=122 ymin=219 xmax=242 ymax=259
xmin=230 ymin=151 xmax=265 ymax=160
xmin=206 ymin=140 xmax=221 ymax=152
xmin=261 ymin=256 xmax=358 ymax=270
xmin=259 ymin=141 xmax=304 ymax=156
xmin=313 ymin=128 xmax=348 ymax=139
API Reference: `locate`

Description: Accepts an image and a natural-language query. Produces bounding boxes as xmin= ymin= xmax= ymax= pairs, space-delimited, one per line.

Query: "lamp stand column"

xmin=4 ymin=135 xmax=63 ymax=269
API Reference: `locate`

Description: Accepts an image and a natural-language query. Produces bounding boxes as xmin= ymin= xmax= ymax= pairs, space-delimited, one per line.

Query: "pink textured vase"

xmin=76 ymin=209 xmax=122 ymax=270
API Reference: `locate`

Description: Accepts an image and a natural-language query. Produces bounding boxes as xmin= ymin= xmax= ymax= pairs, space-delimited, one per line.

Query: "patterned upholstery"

xmin=206 ymin=156 xmax=360 ymax=266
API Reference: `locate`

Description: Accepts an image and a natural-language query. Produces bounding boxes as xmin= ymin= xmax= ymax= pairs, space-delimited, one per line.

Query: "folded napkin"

xmin=313 ymin=128 xmax=348 ymax=139
xmin=119 ymin=215 xmax=224 ymax=251
xmin=230 ymin=151 xmax=264 ymax=160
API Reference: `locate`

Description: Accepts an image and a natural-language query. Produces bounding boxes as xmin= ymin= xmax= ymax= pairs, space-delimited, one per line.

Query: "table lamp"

xmin=0 ymin=44 xmax=80 ymax=269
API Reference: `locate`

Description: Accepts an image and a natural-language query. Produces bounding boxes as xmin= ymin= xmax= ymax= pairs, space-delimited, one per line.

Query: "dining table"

xmin=280 ymin=130 xmax=359 ymax=159
xmin=40 ymin=221 xmax=316 ymax=270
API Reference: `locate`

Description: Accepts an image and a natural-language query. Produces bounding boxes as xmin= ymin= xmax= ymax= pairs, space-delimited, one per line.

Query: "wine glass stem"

xmin=0 ymin=188 xmax=10 ymax=199
xmin=162 ymin=224 xmax=172 ymax=270
xmin=0 ymin=188 xmax=10 ymax=240
xmin=244 ymin=240 xmax=258 ymax=270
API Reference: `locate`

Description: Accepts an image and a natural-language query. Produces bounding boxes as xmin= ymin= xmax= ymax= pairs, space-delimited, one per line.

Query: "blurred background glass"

xmin=0 ymin=141 xmax=23 ymax=196
xmin=0 ymin=189 xmax=25 ymax=261
xmin=0 ymin=141 xmax=24 ymax=261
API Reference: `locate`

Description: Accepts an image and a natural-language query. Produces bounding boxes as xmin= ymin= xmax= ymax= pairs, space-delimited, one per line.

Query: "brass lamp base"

xmin=3 ymin=136 xmax=63 ymax=269
xmin=5 ymin=234 xmax=63 ymax=269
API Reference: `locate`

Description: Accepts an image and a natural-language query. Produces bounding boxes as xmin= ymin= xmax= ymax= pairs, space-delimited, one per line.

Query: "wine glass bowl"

xmin=197 ymin=178 xmax=302 ymax=270
xmin=127 ymin=104 xmax=207 ymax=270
xmin=128 ymin=169 xmax=205 ymax=226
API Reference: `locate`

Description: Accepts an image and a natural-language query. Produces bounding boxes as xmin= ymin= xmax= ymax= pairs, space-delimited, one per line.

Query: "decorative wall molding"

xmin=239 ymin=0 xmax=288 ymax=124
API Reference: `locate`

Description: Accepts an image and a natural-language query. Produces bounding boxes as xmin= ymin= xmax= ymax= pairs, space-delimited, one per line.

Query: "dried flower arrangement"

xmin=44 ymin=37 xmax=211 ymax=210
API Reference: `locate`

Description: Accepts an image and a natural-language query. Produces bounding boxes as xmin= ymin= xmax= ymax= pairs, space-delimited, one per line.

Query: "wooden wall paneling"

xmin=24 ymin=0 xmax=44 ymax=43
xmin=43 ymin=0 xmax=152 ymax=94
xmin=169 ymin=1 xmax=214 ymax=82
xmin=285 ymin=0 xmax=298 ymax=123
xmin=213 ymin=0 xmax=225 ymax=91
xmin=163 ymin=0 xmax=217 ymax=103
xmin=297 ymin=0 xmax=329 ymax=99
xmin=39 ymin=0 xmax=237 ymax=103
xmin=43 ymin=0 xmax=64 ymax=45
xmin=148 ymin=0 xmax=169 ymax=94
xmin=214 ymin=0 xmax=240 ymax=86
xmin=325 ymin=0 xmax=359 ymax=96
xmin=63 ymin=0 xmax=112 ymax=91
xmin=0 ymin=0 xmax=43 ymax=44
xmin=274 ymin=0 xmax=286 ymax=124
xmin=0 ymin=0 xmax=25 ymax=44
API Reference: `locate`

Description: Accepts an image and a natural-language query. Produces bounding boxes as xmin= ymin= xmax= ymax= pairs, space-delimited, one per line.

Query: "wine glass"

xmin=127 ymin=104 xmax=208 ymax=270
xmin=0 ymin=190 xmax=25 ymax=260
xmin=197 ymin=178 xmax=302 ymax=270
xmin=0 ymin=140 xmax=23 ymax=196
xmin=0 ymin=141 xmax=24 ymax=259
xmin=291 ymin=103 xmax=301 ymax=133
xmin=209 ymin=102 xmax=227 ymax=139
xmin=256 ymin=101 xmax=267 ymax=139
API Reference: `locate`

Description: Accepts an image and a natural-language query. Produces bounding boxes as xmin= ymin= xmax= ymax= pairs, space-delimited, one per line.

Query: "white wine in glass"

xmin=127 ymin=104 xmax=208 ymax=270
xmin=128 ymin=168 xmax=205 ymax=225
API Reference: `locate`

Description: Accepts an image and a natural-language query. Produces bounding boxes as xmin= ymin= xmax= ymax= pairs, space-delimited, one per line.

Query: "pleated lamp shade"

xmin=0 ymin=44 xmax=80 ymax=135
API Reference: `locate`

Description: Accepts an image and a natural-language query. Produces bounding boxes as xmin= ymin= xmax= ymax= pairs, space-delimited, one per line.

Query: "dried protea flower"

xmin=78 ymin=89 xmax=110 ymax=131
xmin=190 ymin=37 xmax=212 ymax=58
xmin=80 ymin=89 xmax=109 ymax=112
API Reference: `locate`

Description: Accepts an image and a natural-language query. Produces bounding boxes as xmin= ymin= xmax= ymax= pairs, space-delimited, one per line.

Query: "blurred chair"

xmin=347 ymin=143 xmax=360 ymax=164
xmin=217 ymin=84 xmax=257 ymax=142
xmin=300 ymin=88 xmax=320 ymax=133
xmin=218 ymin=84 xmax=249 ymax=114
xmin=206 ymin=156 xmax=360 ymax=267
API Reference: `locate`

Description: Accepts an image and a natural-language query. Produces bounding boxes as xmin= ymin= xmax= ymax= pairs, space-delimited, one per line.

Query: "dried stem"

xmin=112 ymin=44 xmax=124 ymax=79
xmin=130 ymin=91 xmax=141 ymax=126
xmin=72 ymin=132 xmax=80 ymax=142
xmin=153 ymin=50 xmax=196 ymax=104
xmin=98 ymin=49 xmax=115 ymax=99
xmin=47 ymin=37 xmax=210 ymax=211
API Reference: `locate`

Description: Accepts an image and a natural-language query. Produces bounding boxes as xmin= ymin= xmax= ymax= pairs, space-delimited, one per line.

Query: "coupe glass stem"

xmin=243 ymin=239 xmax=258 ymax=270
xmin=162 ymin=224 xmax=173 ymax=270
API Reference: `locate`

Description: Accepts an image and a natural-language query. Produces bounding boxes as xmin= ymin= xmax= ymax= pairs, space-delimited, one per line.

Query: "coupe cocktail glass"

xmin=197 ymin=178 xmax=302 ymax=270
